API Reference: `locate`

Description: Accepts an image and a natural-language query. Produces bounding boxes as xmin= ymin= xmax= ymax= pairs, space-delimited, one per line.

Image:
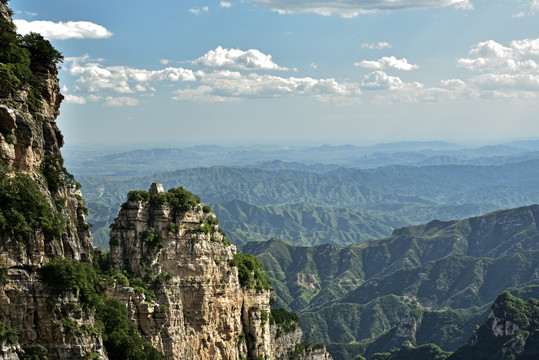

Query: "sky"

xmin=9 ymin=0 xmax=539 ymax=148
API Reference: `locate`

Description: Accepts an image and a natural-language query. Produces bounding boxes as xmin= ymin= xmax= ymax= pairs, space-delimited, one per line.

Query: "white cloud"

xmin=443 ymin=37 xmax=539 ymax=98
xmin=15 ymin=11 xmax=38 ymax=17
xmin=533 ymin=0 xmax=539 ymax=12
xmin=355 ymin=56 xmax=419 ymax=71
xmin=88 ymin=95 xmax=102 ymax=102
xmin=64 ymin=94 xmax=87 ymax=104
xmin=310 ymin=63 xmax=318 ymax=69
xmin=248 ymin=0 xmax=473 ymax=17
xmin=361 ymin=71 xmax=423 ymax=90
xmin=189 ymin=6 xmax=209 ymax=15
xmin=470 ymin=74 xmax=539 ymax=91
xmin=220 ymin=1 xmax=233 ymax=8
xmin=193 ymin=46 xmax=288 ymax=70
xmin=103 ymin=96 xmax=138 ymax=107
xmin=458 ymin=39 xmax=539 ymax=72
xmin=160 ymin=59 xmax=170 ymax=65
xmin=104 ymin=97 xmax=139 ymax=107
xmin=65 ymin=56 xmax=196 ymax=94
xmin=172 ymin=70 xmax=360 ymax=102
xmin=13 ymin=19 xmax=112 ymax=40
xmin=361 ymin=42 xmax=392 ymax=50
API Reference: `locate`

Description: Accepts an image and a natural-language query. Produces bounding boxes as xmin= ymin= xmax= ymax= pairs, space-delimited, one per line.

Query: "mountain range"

xmin=242 ymin=205 xmax=539 ymax=359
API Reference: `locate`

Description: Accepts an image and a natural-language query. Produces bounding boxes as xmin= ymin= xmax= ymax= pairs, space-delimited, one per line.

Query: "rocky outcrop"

xmin=0 ymin=3 xmax=332 ymax=358
xmin=107 ymin=183 xmax=332 ymax=359
xmin=448 ymin=291 xmax=539 ymax=360
xmin=0 ymin=2 xmax=99 ymax=358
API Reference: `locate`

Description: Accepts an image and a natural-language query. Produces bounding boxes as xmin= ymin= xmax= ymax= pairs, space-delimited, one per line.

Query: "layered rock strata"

xmin=0 ymin=2 xmax=102 ymax=359
xmin=108 ymin=183 xmax=331 ymax=359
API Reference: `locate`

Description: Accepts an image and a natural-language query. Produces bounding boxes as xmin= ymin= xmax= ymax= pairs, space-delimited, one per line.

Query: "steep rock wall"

xmin=108 ymin=184 xmax=281 ymax=359
xmin=0 ymin=3 xmax=102 ymax=358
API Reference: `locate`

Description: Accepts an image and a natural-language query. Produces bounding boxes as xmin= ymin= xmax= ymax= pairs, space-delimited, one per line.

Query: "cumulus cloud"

xmin=457 ymin=38 xmax=539 ymax=93
xmin=361 ymin=71 xmax=423 ymax=90
xmin=64 ymin=94 xmax=87 ymax=104
xmin=470 ymin=74 xmax=539 ymax=91
xmin=172 ymin=70 xmax=360 ymax=102
xmin=104 ymin=97 xmax=139 ymax=107
xmin=193 ymin=46 xmax=288 ymax=71
xmin=457 ymin=38 xmax=539 ymax=72
xmin=361 ymin=42 xmax=392 ymax=50
xmin=189 ymin=6 xmax=209 ymax=15
xmin=220 ymin=1 xmax=233 ymax=8
xmin=355 ymin=56 xmax=419 ymax=71
xmin=248 ymin=0 xmax=472 ymax=17
xmin=13 ymin=19 xmax=112 ymax=40
xmin=65 ymin=55 xmax=196 ymax=94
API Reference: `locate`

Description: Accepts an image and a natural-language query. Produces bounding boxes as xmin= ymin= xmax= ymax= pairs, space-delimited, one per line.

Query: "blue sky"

xmin=10 ymin=0 xmax=539 ymax=147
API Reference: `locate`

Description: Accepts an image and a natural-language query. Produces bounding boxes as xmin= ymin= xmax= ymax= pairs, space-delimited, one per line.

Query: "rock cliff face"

xmin=447 ymin=291 xmax=539 ymax=360
xmin=0 ymin=2 xmax=101 ymax=359
xmin=0 ymin=3 xmax=331 ymax=359
xmin=108 ymin=183 xmax=331 ymax=359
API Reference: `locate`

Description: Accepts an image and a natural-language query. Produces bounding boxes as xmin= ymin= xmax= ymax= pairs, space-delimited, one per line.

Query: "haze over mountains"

xmin=62 ymin=140 xmax=539 ymax=359
xmin=66 ymin=141 xmax=539 ymax=250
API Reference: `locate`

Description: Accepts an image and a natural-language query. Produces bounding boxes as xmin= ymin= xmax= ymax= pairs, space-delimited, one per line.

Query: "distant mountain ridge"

xmin=242 ymin=205 xmax=539 ymax=359
xmin=81 ymin=159 xmax=539 ymax=248
xmin=65 ymin=140 xmax=539 ymax=177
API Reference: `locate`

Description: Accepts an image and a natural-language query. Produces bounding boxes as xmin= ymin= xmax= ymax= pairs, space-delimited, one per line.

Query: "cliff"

xmin=0 ymin=3 xmax=331 ymax=359
xmin=107 ymin=183 xmax=331 ymax=359
xmin=0 ymin=2 xmax=102 ymax=358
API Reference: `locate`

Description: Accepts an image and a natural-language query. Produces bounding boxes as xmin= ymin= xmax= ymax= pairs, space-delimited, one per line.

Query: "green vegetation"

xmin=270 ymin=308 xmax=299 ymax=336
xmin=40 ymin=154 xmax=78 ymax=193
xmin=157 ymin=186 xmax=200 ymax=214
xmin=22 ymin=343 xmax=48 ymax=360
xmin=0 ymin=320 xmax=18 ymax=345
xmin=370 ymin=344 xmax=450 ymax=360
xmin=126 ymin=190 xmax=150 ymax=202
xmin=39 ymin=257 xmax=166 ymax=359
xmin=448 ymin=292 xmax=539 ymax=360
xmin=202 ymin=205 xmax=211 ymax=213
xmin=0 ymin=4 xmax=63 ymax=114
xmin=240 ymin=204 xmax=539 ymax=359
xmin=230 ymin=253 xmax=271 ymax=291
xmin=18 ymin=32 xmax=63 ymax=66
xmin=0 ymin=165 xmax=65 ymax=238
xmin=40 ymin=257 xmax=101 ymax=309
xmin=141 ymin=227 xmax=163 ymax=250
xmin=96 ymin=299 xmax=166 ymax=360
xmin=80 ymin=157 xmax=539 ymax=251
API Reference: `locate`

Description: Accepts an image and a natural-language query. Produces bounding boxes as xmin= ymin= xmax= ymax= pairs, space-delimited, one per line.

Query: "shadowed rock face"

xmin=0 ymin=2 xmax=102 ymax=358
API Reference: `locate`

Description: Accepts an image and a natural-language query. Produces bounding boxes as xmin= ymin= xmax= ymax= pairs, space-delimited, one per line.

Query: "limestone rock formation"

xmin=108 ymin=183 xmax=332 ymax=359
xmin=0 ymin=2 xmax=332 ymax=358
xmin=0 ymin=2 xmax=103 ymax=358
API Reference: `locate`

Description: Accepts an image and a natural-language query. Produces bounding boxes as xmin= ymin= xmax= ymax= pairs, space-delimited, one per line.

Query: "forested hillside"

xmin=79 ymin=160 xmax=539 ymax=249
xmin=242 ymin=205 xmax=539 ymax=359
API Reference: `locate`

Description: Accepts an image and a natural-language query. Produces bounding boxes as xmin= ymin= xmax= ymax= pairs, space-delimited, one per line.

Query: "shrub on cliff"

xmin=0 ymin=165 xmax=65 ymax=238
xmin=0 ymin=3 xmax=62 ymax=112
xmin=40 ymin=257 xmax=102 ymax=309
xmin=96 ymin=298 xmax=166 ymax=360
xmin=126 ymin=190 xmax=150 ymax=202
xmin=41 ymin=257 xmax=166 ymax=359
xmin=270 ymin=308 xmax=299 ymax=336
xmin=19 ymin=32 xmax=63 ymax=67
xmin=230 ymin=253 xmax=271 ymax=291
xmin=161 ymin=186 xmax=201 ymax=214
